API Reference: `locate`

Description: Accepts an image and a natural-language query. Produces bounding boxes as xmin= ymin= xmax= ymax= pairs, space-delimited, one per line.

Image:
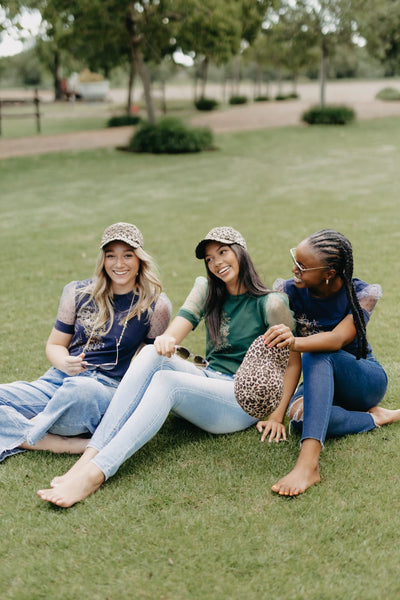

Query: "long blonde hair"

xmin=79 ymin=245 xmax=162 ymax=333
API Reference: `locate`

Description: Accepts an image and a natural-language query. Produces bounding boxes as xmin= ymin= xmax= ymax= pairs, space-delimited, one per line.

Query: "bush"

xmin=302 ymin=105 xmax=355 ymax=125
xmin=229 ymin=95 xmax=248 ymax=105
xmin=128 ymin=117 xmax=214 ymax=154
xmin=194 ymin=97 xmax=219 ymax=111
xmin=254 ymin=95 xmax=270 ymax=102
xmin=274 ymin=93 xmax=299 ymax=101
xmin=107 ymin=115 xmax=141 ymax=127
xmin=375 ymin=87 xmax=400 ymax=101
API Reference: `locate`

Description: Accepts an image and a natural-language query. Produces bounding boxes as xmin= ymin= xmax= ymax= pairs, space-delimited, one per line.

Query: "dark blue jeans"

xmin=289 ymin=350 xmax=388 ymax=445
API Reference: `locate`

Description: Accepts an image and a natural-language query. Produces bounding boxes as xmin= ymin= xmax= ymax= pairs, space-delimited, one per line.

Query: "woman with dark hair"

xmin=38 ymin=226 xmax=301 ymax=507
xmin=259 ymin=229 xmax=400 ymax=496
xmin=0 ymin=222 xmax=171 ymax=462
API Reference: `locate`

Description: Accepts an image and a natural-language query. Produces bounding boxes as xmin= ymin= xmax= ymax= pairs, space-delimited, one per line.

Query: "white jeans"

xmin=89 ymin=345 xmax=257 ymax=479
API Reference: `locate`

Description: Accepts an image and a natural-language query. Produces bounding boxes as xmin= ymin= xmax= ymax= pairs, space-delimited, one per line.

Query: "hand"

xmin=154 ymin=334 xmax=177 ymax=357
xmin=61 ymin=353 xmax=86 ymax=376
xmin=257 ymin=418 xmax=287 ymax=443
xmin=263 ymin=324 xmax=296 ymax=350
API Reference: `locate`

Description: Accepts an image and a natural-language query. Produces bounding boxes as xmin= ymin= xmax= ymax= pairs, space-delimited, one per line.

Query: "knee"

xmin=302 ymin=351 xmax=332 ymax=370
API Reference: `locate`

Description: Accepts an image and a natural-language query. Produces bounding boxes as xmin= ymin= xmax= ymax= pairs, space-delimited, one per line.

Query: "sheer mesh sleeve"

xmin=272 ymin=278 xmax=286 ymax=293
xmin=357 ymin=283 xmax=382 ymax=317
xmin=55 ymin=281 xmax=79 ymax=326
xmin=147 ymin=293 xmax=172 ymax=338
xmin=178 ymin=276 xmax=208 ymax=322
xmin=265 ymin=292 xmax=295 ymax=331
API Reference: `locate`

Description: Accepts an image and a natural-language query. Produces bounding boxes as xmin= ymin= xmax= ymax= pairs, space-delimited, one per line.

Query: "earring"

xmin=325 ymin=279 xmax=329 ymax=285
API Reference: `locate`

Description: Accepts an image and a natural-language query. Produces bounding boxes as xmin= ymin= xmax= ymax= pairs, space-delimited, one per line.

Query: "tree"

xmin=177 ymin=1 xmax=242 ymax=100
xmin=358 ymin=0 xmax=400 ymax=76
xmin=274 ymin=1 xmax=358 ymax=107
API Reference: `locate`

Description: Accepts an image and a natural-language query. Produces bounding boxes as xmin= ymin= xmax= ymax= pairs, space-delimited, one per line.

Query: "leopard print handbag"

xmin=234 ymin=336 xmax=290 ymax=419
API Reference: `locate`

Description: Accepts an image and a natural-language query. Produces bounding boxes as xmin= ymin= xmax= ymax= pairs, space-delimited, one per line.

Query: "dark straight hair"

xmin=204 ymin=244 xmax=271 ymax=347
xmin=307 ymin=229 xmax=368 ymax=359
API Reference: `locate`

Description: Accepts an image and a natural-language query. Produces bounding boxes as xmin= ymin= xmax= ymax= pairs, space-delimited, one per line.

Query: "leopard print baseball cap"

xmin=100 ymin=222 xmax=144 ymax=249
xmin=195 ymin=226 xmax=247 ymax=259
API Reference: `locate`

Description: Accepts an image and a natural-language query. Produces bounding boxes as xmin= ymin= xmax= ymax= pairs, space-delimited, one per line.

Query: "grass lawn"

xmin=0 ymin=117 xmax=400 ymax=599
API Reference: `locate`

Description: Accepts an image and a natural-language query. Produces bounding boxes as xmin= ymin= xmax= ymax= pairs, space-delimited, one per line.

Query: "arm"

xmin=46 ymin=328 xmax=86 ymax=375
xmin=264 ymin=314 xmax=357 ymax=353
xmin=256 ymin=350 xmax=302 ymax=442
xmin=153 ymin=316 xmax=194 ymax=357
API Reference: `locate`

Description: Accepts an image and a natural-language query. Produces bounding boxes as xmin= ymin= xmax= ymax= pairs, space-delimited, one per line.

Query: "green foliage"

xmin=275 ymin=93 xmax=300 ymax=100
xmin=254 ymin=95 xmax=270 ymax=101
xmin=302 ymin=105 xmax=355 ymax=125
xmin=229 ymin=95 xmax=248 ymax=105
xmin=194 ymin=97 xmax=219 ymax=111
xmin=128 ymin=117 xmax=213 ymax=154
xmin=375 ymin=87 xmax=400 ymax=101
xmin=107 ymin=114 xmax=141 ymax=127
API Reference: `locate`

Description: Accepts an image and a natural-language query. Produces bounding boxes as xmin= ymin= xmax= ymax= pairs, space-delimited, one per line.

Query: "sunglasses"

xmin=82 ymin=339 xmax=119 ymax=371
xmin=175 ymin=345 xmax=208 ymax=368
xmin=290 ymin=248 xmax=329 ymax=274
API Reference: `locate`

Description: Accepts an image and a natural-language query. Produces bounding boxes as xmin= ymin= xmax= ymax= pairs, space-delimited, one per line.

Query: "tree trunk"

xmin=319 ymin=42 xmax=327 ymax=108
xmin=53 ymin=49 xmax=62 ymax=101
xmin=126 ymin=58 xmax=135 ymax=116
xmin=200 ymin=56 xmax=209 ymax=99
xmin=233 ymin=55 xmax=241 ymax=96
xmin=126 ymin=4 xmax=156 ymax=123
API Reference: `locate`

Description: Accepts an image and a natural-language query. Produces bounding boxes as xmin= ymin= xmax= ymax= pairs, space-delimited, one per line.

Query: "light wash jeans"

xmin=289 ymin=350 xmax=388 ymax=445
xmin=88 ymin=344 xmax=257 ymax=479
xmin=0 ymin=367 xmax=119 ymax=462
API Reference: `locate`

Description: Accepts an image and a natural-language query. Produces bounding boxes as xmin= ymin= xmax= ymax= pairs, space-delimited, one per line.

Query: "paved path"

xmin=2 ymin=79 xmax=400 ymax=159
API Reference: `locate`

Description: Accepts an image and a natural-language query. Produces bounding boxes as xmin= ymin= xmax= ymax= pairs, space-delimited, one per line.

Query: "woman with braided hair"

xmin=258 ymin=229 xmax=400 ymax=496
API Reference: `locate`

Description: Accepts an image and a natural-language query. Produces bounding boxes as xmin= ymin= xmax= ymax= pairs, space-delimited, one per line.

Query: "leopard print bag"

xmin=234 ymin=336 xmax=290 ymax=419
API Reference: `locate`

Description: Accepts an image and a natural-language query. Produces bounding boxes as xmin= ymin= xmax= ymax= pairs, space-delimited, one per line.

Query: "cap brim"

xmin=101 ymin=236 xmax=140 ymax=249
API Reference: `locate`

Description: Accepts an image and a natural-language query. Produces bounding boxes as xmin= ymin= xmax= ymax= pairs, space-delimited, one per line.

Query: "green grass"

xmin=1 ymin=117 xmax=400 ymax=599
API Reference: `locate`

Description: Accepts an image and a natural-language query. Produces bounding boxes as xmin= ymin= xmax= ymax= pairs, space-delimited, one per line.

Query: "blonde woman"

xmin=0 ymin=222 xmax=171 ymax=462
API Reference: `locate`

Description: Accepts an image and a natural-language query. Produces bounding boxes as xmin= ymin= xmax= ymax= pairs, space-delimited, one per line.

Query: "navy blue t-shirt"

xmin=54 ymin=280 xmax=158 ymax=378
xmin=273 ymin=278 xmax=382 ymax=356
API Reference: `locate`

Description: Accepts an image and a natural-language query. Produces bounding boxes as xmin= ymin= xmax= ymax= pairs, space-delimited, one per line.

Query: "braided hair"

xmin=307 ymin=229 xmax=368 ymax=359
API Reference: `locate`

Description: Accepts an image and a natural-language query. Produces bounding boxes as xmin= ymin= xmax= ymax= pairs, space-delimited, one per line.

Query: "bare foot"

xmin=50 ymin=447 xmax=98 ymax=487
xmin=368 ymin=405 xmax=400 ymax=427
xmin=271 ymin=464 xmax=321 ymax=496
xmin=37 ymin=462 xmax=105 ymax=508
xmin=20 ymin=434 xmax=89 ymax=455
xmin=272 ymin=438 xmax=322 ymax=496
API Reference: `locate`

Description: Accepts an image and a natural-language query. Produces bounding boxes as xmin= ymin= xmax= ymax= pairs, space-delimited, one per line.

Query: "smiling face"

xmin=103 ymin=241 xmax=140 ymax=294
xmin=291 ymin=240 xmax=332 ymax=293
xmin=204 ymin=242 xmax=244 ymax=294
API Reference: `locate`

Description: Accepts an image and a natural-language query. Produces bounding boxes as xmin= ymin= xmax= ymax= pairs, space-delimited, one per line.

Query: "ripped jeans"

xmin=0 ymin=367 xmax=119 ymax=462
xmin=289 ymin=350 xmax=388 ymax=445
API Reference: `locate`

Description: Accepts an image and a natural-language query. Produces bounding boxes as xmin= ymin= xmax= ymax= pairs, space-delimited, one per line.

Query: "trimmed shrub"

xmin=194 ymin=97 xmax=219 ymax=111
xmin=229 ymin=95 xmax=248 ymax=105
xmin=375 ymin=87 xmax=400 ymax=101
xmin=107 ymin=114 xmax=141 ymax=127
xmin=302 ymin=105 xmax=355 ymax=125
xmin=274 ymin=93 xmax=299 ymax=101
xmin=128 ymin=117 xmax=214 ymax=154
xmin=254 ymin=95 xmax=270 ymax=102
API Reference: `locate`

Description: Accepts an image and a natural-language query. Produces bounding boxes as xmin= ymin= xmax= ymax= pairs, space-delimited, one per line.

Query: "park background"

xmin=1 ymin=2 xmax=400 ymax=599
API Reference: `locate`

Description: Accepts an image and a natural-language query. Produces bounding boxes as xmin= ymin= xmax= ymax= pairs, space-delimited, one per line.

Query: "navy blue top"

xmin=273 ymin=278 xmax=378 ymax=357
xmin=54 ymin=280 xmax=158 ymax=378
